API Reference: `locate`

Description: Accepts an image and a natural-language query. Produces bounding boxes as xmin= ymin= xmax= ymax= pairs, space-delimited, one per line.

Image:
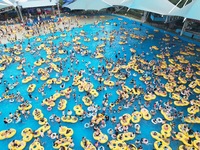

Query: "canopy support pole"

xmin=142 ymin=11 xmax=149 ymax=23
xmin=168 ymin=0 xmax=183 ymax=14
xmin=183 ymin=0 xmax=189 ymax=7
xmin=180 ymin=18 xmax=188 ymax=36
xmin=114 ymin=6 xmax=125 ymax=12
xmin=16 ymin=4 xmax=24 ymax=23
xmin=14 ymin=7 xmax=21 ymax=22
xmin=164 ymin=16 xmax=172 ymax=23
xmin=52 ymin=6 xmax=55 ymax=15
xmin=57 ymin=0 xmax=61 ymax=18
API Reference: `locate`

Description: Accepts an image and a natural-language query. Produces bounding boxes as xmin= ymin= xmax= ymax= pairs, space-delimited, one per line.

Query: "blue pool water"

xmin=0 ymin=15 xmax=199 ymax=150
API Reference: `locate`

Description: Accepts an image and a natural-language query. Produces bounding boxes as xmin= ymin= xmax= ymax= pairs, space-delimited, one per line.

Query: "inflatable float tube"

xmin=16 ymin=117 xmax=21 ymax=123
xmin=151 ymin=118 xmax=157 ymax=124
xmin=29 ymin=141 xmax=44 ymax=150
xmin=86 ymin=113 xmax=92 ymax=118
xmin=8 ymin=140 xmax=26 ymax=150
xmin=51 ymin=133 xmax=57 ymax=139
xmin=98 ymin=146 xmax=105 ymax=150
xmin=8 ymin=85 xmax=14 ymax=90
xmin=135 ymin=124 xmax=140 ymax=129
xmin=111 ymin=134 xmax=116 ymax=139
xmin=9 ymin=99 xmax=14 ymax=103
xmin=107 ymin=128 xmax=113 ymax=134
xmin=84 ymin=123 xmax=90 ymax=128
xmin=7 ymin=119 xmax=13 ymax=124
xmin=101 ymin=123 xmax=106 ymax=128
xmin=90 ymin=123 xmax=94 ymax=127
xmin=156 ymin=117 xmax=163 ymax=124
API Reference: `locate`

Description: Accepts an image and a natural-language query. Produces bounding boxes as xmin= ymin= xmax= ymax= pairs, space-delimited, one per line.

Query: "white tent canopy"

xmin=0 ymin=0 xmax=199 ymax=21
xmin=0 ymin=0 xmax=12 ymax=9
xmin=169 ymin=0 xmax=200 ymax=21
xmin=104 ymin=0 xmax=200 ymax=21
xmin=63 ymin=0 xmax=111 ymax=10
xmin=102 ymin=0 xmax=180 ymax=16
xmin=0 ymin=3 xmax=9 ymax=9
xmin=18 ymin=0 xmax=57 ymax=8
xmin=127 ymin=0 xmax=180 ymax=15
xmin=102 ymin=0 xmax=133 ymax=6
xmin=183 ymin=0 xmax=200 ymax=21
xmin=0 ymin=0 xmax=57 ymax=8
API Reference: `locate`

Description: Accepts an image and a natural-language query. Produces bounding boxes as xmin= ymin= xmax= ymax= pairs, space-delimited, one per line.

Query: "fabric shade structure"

xmin=126 ymin=0 xmax=200 ymax=21
xmin=0 ymin=2 xmax=11 ymax=9
xmin=0 ymin=0 xmax=57 ymax=22
xmin=62 ymin=0 xmax=74 ymax=6
xmin=1 ymin=0 xmax=57 ymax=8
xmin=63 ymin=0 xmax=111 ymax=10
xmin=114 ymin=0 xmax=200 ymax=21
xmin=169 ymin=0 xmax=200 ymax=21
xmin=18 ymin=0 xmax=57 ymax=8
xmin=102 ymin=0 xmax=134 ymax=7
xmin=183 ymin=0 xmax=200 ymax=21
xmin=2 ymin=0 xmax=13 ymax=5
xmin=0 ymin=0 xmax=199 ymax=21
xmin=118 ymin=0 xmax=180 ymax=15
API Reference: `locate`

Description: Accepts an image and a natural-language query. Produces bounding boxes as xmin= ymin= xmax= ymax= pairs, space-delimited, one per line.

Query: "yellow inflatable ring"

xmin=95 ymin=53 xmax=104 ymax=59
xmin=81 ymin=138 xmax=96 ymax=150
xmin=32 ymin=109 xmax=44 ymax=121
xmin=131 ymin=111 xmax=142 ymax=123
xmin=8 ymin=140 xmax=26 ymax=150
xmin=18 ymin=103 xmax=32 ymax=111
xmin=59 ymin=126 xmax=74 ymax=137
xmin=144 ymin=93 xmax=156 ymax=101
xmin=106 ymin=63 xmax=112 ymax=69
xmin=29 ymin=141 xmax=44 ymax=150
xmin=117 ymin=132 xmax=135 ymax=142
xmin=120 ymin=113 xmax=131 ymax=126
xmin=0 ymin=128 xmax=16 ymax=140
xmin=53 ymin=137 xmax=73 ymax=149
xmin=61 ymin=116 xmax=78 ymax=123
xmin=22 ymin=76 xmax=33 ymax=83
xmin=27 ymin=84 xmax=36 ymax=93
xmin=21 ymin=128 xmax=33 ymax=142
xmin=154 ymin=141 xmax=172 ymax=150
xmin=104 ymin=80 xmax=115 ymax=86
xmin=141 ymin=108 xmax=151 ymax=120
xmin=58 ymin=99 xmax=67 ymax=111
xmin=82 ymin=96 xmax=92 ymax=106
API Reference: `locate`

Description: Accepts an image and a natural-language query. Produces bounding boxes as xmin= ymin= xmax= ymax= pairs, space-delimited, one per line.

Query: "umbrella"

xmin=63 ymin=0 xmax=111 ymax=10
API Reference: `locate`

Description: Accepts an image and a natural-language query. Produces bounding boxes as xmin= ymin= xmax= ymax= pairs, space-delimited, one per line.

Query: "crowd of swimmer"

xmin=0 ymin=15 xmax=85 ymax=44
xmin=0 ymin=16 xmax=200 ymax=150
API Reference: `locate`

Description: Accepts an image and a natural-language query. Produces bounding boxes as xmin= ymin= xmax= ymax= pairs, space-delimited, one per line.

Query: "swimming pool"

xmin=0 ymin=15 xmax=199 ymax=150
